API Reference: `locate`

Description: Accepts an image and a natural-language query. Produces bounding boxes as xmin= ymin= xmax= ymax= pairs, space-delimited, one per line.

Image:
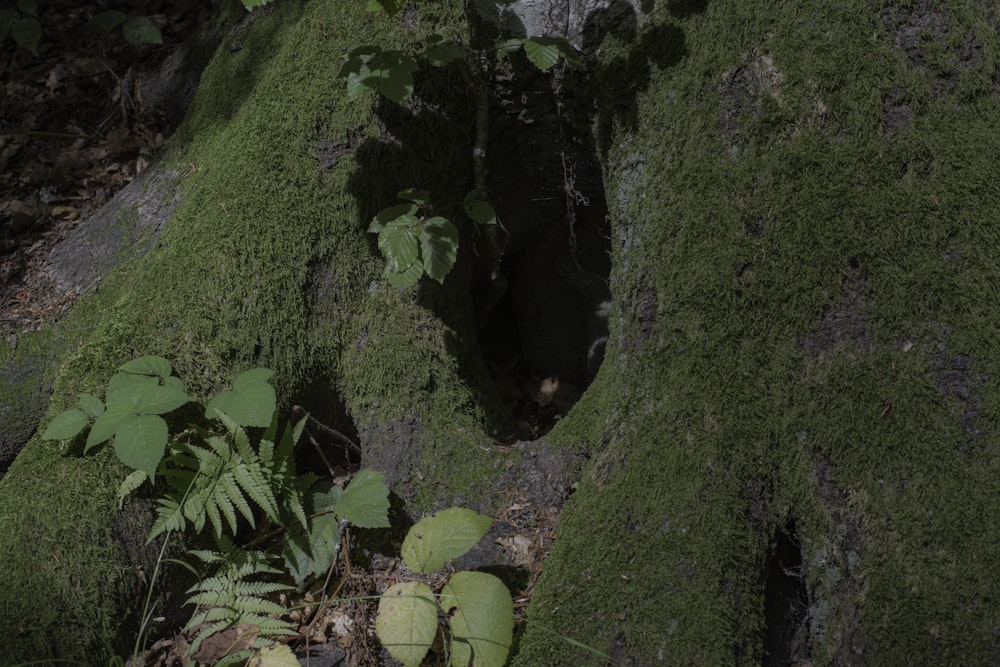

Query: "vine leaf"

xmin=339 ymin=47 xmax=419 ymax=103
xmin=333 ymin=469 xmax=391 ymax=528
xmin=205 ymin=368 xmax=276 ymax=427
xmin=522 ymin=36 xmax=583 ymax=71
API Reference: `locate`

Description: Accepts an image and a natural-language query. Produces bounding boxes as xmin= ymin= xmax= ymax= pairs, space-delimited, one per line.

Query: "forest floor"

xmin=1 ymin=3 xmax=565 ymax=664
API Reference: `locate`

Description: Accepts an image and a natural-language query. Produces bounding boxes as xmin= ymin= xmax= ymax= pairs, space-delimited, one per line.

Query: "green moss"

xmin=517 ymin=0 xmax=1000 ymax=663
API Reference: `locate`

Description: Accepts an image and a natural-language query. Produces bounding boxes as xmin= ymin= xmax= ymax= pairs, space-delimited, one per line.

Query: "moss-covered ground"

xmin=0 ymin=0 xmax=505 ymax=661
xmin=515 ymin=0 xmax=1000 ymax=664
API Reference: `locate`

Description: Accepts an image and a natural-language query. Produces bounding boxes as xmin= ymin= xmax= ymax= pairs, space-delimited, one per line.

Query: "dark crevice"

xmin=763 ymin=519 xmax=811 ymax=667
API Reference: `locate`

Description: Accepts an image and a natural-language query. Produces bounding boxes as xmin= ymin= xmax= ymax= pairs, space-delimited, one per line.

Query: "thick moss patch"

xmin=517 ymin=0 xmax=1000 ymax=664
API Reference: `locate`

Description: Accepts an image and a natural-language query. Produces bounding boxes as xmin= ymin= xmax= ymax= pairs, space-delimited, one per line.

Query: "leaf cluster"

xmin=0 ymin=1 xmax=162 ymax=55
xmin=377 ymin=508 xmax=514 ymax=667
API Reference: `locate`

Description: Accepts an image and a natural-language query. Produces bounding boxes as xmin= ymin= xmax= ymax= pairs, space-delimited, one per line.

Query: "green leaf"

xmin=17 ymin=0 xmax=36 ymax=16
xmin=397 ymin=188 xmax=429 ymax=206
xmin=117 ymin=469 xmax=149 ymax=509
xmin=205 ymin=372 xmax=276 ymax=428
xmin=122 ymin=16 xmax=162 ymax=45
xmin=463 ymin=190 xmax=497 ymax=225
xmin=425 ymin=42 xmax=467 ymax=67
xmin=400 ymin=507 xmax=493 ymax=574
xmin=86 ymin=400 xmax=134 ymax=451
xmin=333 ymin=469 xmax=390 ymax=528
xmin=255 ymin=643 xmax=300 ymax=667
xmin=439 ymin=571 xmax=514 ymax=667
xmin=367 ymin=0 xmax=404 ymax=16
xmin=78 ymin=393 xmax=105 ymax=419
xmin=282 ymin=511 xmax=341 ymax=585
xmin=378 ymin=220 xmax=420 ymax=273
xmin=86 ymin=10 xmax=126 ymax=33
xmin=523 ymin=37 xmax=561 ymax=72
xmin=419 ymin=216 xmax=458 ymax=283
xmin=240 ymin=0 xmax=275 ymax=8
xmin=42 ymin=409 xmax=89 ymax=440
xmin=111 ymin=414 xmax=168 ymax=478
xmin=340 ymin=48 xmax=420 ymax=104
xmin=133 ymin=381 xmax=191 ymax=415
xmin=11 ymin=17 xmax=41 ymax=54
xmin=385 ymin=258 xmax=422 ymax=288
xmin=369 ymin=203 xmax=418 ymax=233
xmin=106 ymin=372 xmax=158 ymax=404
xmin=502 ymin=38 xmax=524 ymax=53
xmin=120 ymin=355 xmax=172 ymax=379
xmin=376 ymin=581 xmax=437 ymax=667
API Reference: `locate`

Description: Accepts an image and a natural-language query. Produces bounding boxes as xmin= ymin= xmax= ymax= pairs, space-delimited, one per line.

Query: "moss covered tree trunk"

xmin=2 ymin=0 xmax=999 ymax=664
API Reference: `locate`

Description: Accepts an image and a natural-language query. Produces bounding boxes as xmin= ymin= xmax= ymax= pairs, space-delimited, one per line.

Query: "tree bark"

xmin=1 ymin=0 xmax=999 ymax=665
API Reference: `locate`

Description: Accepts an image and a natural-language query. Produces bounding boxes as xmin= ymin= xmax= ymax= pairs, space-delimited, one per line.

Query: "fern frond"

xmin=117 ymin=470 xmax=148 ymax=509
xmin=232 ymin=462 xmax=278 ymax=520
xmin=148 ymin=497 xmax=186 ymax=542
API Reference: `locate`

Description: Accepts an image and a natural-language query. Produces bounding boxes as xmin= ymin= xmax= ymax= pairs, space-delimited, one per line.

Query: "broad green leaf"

xmin=419 ymin=217 xmax=458 ymax=283
xmin=122 ymin=16 xmax=162 ymax=45
xmin=378 ymin=221 xmax=420 ymax=273
xmin=367 ymin=0 xmax=404 ymax=16
xmin=397 ymin=189 xmax=430 ymax=206
xmin=86 ymin=400 xmax=135 ymax=451
xmin=400 ymin=507 xmax=492 ymax=574
xmin=78 ymin=393 xmax=105 ymax=419
xmin=385 ymin=258 xmax=422 ymax=288
xmin=464 ymin=190 xmax=496 ymax=225
xmin=86 ymin=10 xmax=126 ymax=33
xmin=425 ymin=42 xmax=467 ymax=67
xmin=282 ymin=511 xmax=340 ymax=585
xmin=17 ymin=0 xmax=36 ymax=16
xmin=205 ymin=377 xmax=276 ymax=428
xmin=133 ymin=381 xmax=191 ymax=415
xmin=240 ymin=0 xmax=275 ymax=8
xmin=120 ymin=355 xmax=172 ymax=379
xmin=439 ymin=571 xmax=514 ymax=667
xmin=42 ymin=409 xmax=89 ymax=440
xmin=376 ymin=581 xmax=437 ymax=667
xmin=11 ymin=17 xmax=41 ymax=54
xmin=502 ymin=38 xmax=524 ymax=53
xmin=333 ymin=469 xmax=390 ymax=528
xmin=523 ymin=37 xmax=561 ymax=72
xmin=106 ymin=372 xmax=157 ymax=404
xmin=370 ymin=203 xmax=418 ymax=233
xmin=310 ymin=480 xmax=343 ymax=511
xmin=233 ymin=367 xmax=274 ymax=390
xmin=111 ymin=414 xmax=168 ymax=478
xmin=340 ymin=48 xmax=419 ymax=103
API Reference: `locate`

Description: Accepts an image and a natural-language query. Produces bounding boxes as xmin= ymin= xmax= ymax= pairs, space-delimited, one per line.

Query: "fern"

xmin=148 ymin=412 xmax=299 ymax=542
xmin=184 ymin=538 xmax=295 ymax=658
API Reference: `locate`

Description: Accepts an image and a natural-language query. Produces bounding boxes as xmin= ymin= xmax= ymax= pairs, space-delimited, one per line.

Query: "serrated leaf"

xmin=400 ymin=507 xmax=492 ymax=574
xmin=112 ymin=414 xmax=168 ymax=478
xmin=86 ymin=10 xmax=126 ymax=33
xmin=425 ymin=42 xmax=467 ymax=67
xmin=385 ymin=258 xmax=422 ymax=288
xmin=42 ymin=409 xmax=89 ymax=440
xmin=282 ymin=511 xmax=340 ymax=585
xmin=523 ymin=37 xmax=561 ymax=72
xmin=333 ymin=469 xmax=390 ymax=528
xmin=78 ymin=393 xmax=105 ymax=419
xmin=11 ymin=16 xmax=41 ymax=54
xmin=86 ymin=400 xmax=134 ymax=451
xmin=419 ymin=217 xmax=458 ymax=283
xmin=120 ymin=355 xmax=172 ymax=379
xmin=376 ymin=581 xmax=437 ymax=667
xmin=378 ymin=221 xmax=420 ymax=273
xmin=397 ymin=188 xmax=429 ymax=205
xmin=123 ymin=16 xmax=162 ymax=45
xmin=440 ymin=571 xmax=513 ymax=667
